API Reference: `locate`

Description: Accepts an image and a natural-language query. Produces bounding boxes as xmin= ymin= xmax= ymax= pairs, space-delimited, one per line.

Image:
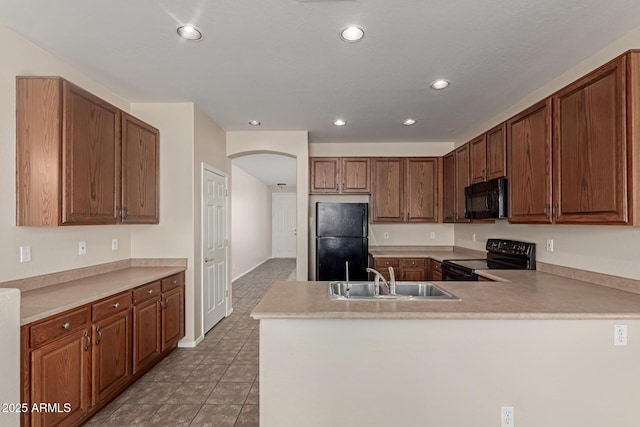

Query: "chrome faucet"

xmin=388 ymin=266 xmax=396 ymax=295
xmin=365 ymin=268 xmax=391 ymax=295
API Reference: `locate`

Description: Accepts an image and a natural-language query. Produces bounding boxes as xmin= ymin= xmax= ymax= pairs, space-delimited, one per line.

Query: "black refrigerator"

xmin=316 ymin=202 xmax=369 ymax=281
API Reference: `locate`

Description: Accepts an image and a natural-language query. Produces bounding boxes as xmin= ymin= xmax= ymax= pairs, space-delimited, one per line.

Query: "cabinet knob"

xmin=148 ymin=289 xmax=154 ymax=294
xmin=172 ymin=279 xmax=178 ymax=284
xmin=113 ymin=302 xmax=120 ymax=309
xmin=62 ymin=322 xmax=70 ymax=330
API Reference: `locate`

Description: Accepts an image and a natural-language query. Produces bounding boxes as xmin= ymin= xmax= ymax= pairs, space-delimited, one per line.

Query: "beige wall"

xmin=0 ymin=25 xmax=132 ymax=283
xmin=231 ymin=165 xmax=271 ymax=280
xmin=227 ymin=131 xmax=309 ymax=280
xmin=261 ymin=318 xmax=640 ymax=427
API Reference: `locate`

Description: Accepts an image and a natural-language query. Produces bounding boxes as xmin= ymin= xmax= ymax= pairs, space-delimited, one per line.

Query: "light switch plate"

xmin=111 ymin=239 xmax=119 ymax=251
xmin=20 ymin=246 xmax=31 ymax=263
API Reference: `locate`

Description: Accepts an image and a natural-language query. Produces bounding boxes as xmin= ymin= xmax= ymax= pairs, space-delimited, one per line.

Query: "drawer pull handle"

xmin=84 ymin=331 xmax=91 ymax=352
xmin=148 ymin=289 xmax=154 ymax=294
xmin=96 ymin=326 xmax=103 ymax=345
xmin=113 ymin=303 xmax=120 ymax=309
xmin=62 ymin=322 xmax=71 ymax=330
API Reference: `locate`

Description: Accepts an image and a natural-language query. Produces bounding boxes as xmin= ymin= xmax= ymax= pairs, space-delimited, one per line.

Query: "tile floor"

xmin=85 ymin=258 xmax=296 ymax=427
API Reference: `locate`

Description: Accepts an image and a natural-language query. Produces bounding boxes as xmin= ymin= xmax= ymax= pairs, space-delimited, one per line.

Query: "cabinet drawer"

xmin=92 ymin=292 xmax=132 ymax=322
xmin=133 ymin=281 xmax=161 ymax=305
xmin=29 ymin=307 xmax=90 ymax=348
xmin=432 ymin=261 xmax=442 ymax=273
xmin=162 ymin=272 xmax=185 ymax=291
xmin=374 ymin=258 xmax=400 ymax=269
xmin=400 ymin=259 xmax=425 ymax=269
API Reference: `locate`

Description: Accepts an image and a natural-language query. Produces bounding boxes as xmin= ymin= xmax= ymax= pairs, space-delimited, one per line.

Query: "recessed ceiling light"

xmin=248 ymin=120 xmax=261 ymax=126
xmin=403 ymin=119 xmax=417 ymax=126
xmin=430 ymin=79 xmax=450 ymax=90
xmin=334 ymin=119 xmax=347 ymax=126
xmin=177 ymin=25 xmax=203 ymax=41
xmin=340 ymin=26 xmax=364 ymax=42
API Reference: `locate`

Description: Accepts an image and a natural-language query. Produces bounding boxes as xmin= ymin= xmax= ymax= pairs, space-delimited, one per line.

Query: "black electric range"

xmin=441 ymin=239 xmax=536 ymax=281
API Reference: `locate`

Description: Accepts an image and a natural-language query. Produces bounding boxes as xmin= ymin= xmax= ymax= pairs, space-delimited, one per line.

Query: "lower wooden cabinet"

xmin=29 ymin=324 xmax=92 ymax=427
xmin=431 ymin=260 xmax=443 ymax=281
xmin=373 ymin=257 xmax=427 ymax=281
xmin=21 ymin=271 xmax=185 ymax=427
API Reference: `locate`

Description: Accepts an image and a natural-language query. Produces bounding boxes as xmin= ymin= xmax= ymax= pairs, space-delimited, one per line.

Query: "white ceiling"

xmin=2 ymin=0 xmax=640 ymax=146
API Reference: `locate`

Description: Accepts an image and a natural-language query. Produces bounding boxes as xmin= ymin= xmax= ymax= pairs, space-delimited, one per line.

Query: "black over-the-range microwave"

xmin=464 ymin=178 xmax=507 ymax=219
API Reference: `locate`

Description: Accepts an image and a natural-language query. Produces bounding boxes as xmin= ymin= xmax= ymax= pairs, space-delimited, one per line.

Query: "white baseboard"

xmin=178 ymin=334 xmax=204 ymax=348
xmin=232 ymin=257 xmax=272 ymax=281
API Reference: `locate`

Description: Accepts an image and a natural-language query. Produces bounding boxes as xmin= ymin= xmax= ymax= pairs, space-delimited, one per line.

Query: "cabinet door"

xmin=62 ymin=81 xmax=121 ymax=225
xmin=469 ymin=135 xmax=487 ymax=184
xmin=553 ymin=56 xmax=628 ymax=224
xmin=400 ymin=259 xmax=426 ymax=281
xmin=455 ymin=145 xmax=470 ymax=223
xmin=371 ymin=158 xmax=404 ymax=222
xmin=31 ymin=328 xmax=91 ymax=427
xmin=161 ymin=287 xmax=185 ymax=352
xmin=507 ymin=99 xmax=553 ymax=223
xmin=442 ymin=152 xmax=456 ymax=222
xmin=121 ymin=113 xmax=159 ymax=224
xmin=405 ymin=158 xmax=439 ymax=222
xmin=92 ymin=311 xmax=131 ymax=405
xmin=431 ymin=261 xmax=442 ymax=281
xmin=486 ymin=123 xmax=507 ymax=180
xmin=133 ymin=297 xmax=162 ymax=374
xmin=342 ymin=158 xmax=370 ymax=193
xmin=310 ymin=158 xmax=340 ymax=193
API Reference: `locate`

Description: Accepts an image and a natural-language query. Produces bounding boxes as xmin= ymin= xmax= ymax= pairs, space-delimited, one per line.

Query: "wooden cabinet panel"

xmin=406 ymin=158 xmax=439 ymax=222
xmin=133 ymin=296 xmax=162 ymax=374
xmin=342 ymin=157 xmax=370 ymax=193
xmin=431 ymin=260 xmax=442 ymax=281
xmin=400 ymin=259 xmax=426 ymax=281
xmin=507 ymin=98 xmax=553 ymax=224
xmin=133 ymin=281 xmax=161 ymax=305
xmin=455 ymin=144 xmax=470 ymax=222
xmin=63 ymin=80 xmax=121 ymax=225
xmin=553 ymin=56 xmax=628 ymax=224
xmin=30 ymin=328 xmax=91 ymax=427
xmin=486 ymin=123 xmax=507 ymax=180
xmin=442 ymin=152 xmax=456 ymax=222
xmin=161 ymin=286 xmax=185 ymax=352
xmin=372 ymin=158 xmax=404 ymax=222
xmin=122 ymin=113 xmax=159 ymax=224
xmin=29 ymin=307 xmax=90 ymax=348
xmin=92 ymin=291 xmax=131 ymax=322
xmin=469 ymin=135 xmax=487 ymax=184
xmin=310 ymin=158 xmax=340 ymax=193
xmin=16 ymin=77 xmax=161 ymax=226
xmin=92 ymin=310 xmax=131 ymax=405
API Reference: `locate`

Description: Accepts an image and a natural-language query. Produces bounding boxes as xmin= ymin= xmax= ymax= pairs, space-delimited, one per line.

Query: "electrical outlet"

xmin=430 ymin=231 xmax=436 ymax=240
xmin=614 ymin=324 xmax=628 ymax=346
xmin=20 ymin=246 xmax=31 ymax=263
xmin=472 ymin=233 xmax=477 ymax=242
xmin=501 ymin=406 xmax=515 ymax=427
xmin=546 ymin=239 xmax=554 ymax=252
xmin=78 ymin=241 xmax=87 ymax=255
xmin=111 ymin=239 xmax=119 ymax=251
xmin=383 ymin=232 xmax=389 ymax=239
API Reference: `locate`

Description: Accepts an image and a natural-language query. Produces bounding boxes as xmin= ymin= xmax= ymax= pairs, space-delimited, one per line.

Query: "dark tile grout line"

xmin=85 ymin=258 xmax=295 ymax=427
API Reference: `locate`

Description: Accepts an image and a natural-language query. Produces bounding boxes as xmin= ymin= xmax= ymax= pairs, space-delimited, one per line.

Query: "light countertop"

xmin=20 ymin=266 xmax=185 ymax=325
xmin=251 ymin=269 xmax=640 ymax=320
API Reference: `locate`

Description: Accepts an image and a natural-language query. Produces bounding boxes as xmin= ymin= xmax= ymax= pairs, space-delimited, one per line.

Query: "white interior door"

xmin=203 ymin=168 xmax=228 ymax=333
xmin=272 ymin=193 xmax=297 ymax=258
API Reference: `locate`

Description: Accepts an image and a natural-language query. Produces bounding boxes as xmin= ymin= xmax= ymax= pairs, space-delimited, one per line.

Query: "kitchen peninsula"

xmin=252 ymin=270 xmax=640 ymax=427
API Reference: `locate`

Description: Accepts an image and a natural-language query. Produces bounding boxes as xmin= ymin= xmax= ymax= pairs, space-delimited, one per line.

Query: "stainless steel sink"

xmin=329 ymin=281 xmax=460 ymax=301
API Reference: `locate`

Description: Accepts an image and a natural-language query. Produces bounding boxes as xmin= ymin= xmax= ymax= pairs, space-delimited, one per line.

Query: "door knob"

xmin=204 ymin=257 xmax=215 ymax=263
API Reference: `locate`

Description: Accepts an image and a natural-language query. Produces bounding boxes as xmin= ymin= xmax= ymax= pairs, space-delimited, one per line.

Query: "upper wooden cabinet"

xmin=507 ymin=98 xmax=553 ymax=224
xmin=507 ymin=51 xmax=640 ymax=225
xmin=552 ymin=54 xmax=630 ymax=224
xmin=121 ymin=113 xmax=160 ymax=223
xmin=470 ymin=124 xmax=507 ymax=184
xmin=443 ymin=144 xmax=471 ymax=223
xmin=16 ymin=77 xmax=159 ymax=226
xmin=309 ymin=157 xmax=370 ymax=194
xmin=371 ymin=157 xmax=440 ymax=223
